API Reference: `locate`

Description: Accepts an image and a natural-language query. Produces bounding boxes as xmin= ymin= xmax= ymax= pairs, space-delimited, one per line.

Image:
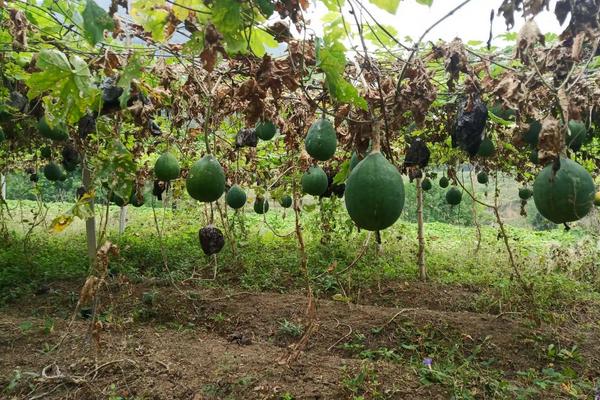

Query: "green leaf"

xmin=317 ymin=40 xmax=368 ymax=110
xmin=249 ymin=28 xmax=278 ymax=57
xmin=117 ymin=53 xmax=144 ymax=108
xmin=82 ymin=0 xmax=114 ymax=45
xmin=368 ymin=0 xmax=401 ymax=14
xmin=416 ymin=0 xmax=433 ymax=6
xmin=131 ymin=0 xmax=170 ymax=41
xmin=27 ymin=49 xmax=96 ymax=123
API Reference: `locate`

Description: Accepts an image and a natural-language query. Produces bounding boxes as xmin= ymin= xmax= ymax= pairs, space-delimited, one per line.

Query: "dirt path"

xmin=0 ymin=280 xmax=598 ymax=399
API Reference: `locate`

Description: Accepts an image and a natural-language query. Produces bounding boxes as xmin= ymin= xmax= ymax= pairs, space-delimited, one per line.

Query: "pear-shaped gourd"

xmin=226 ymin=185 xmax=247 ymax=209
xmin=186 ymin=155 xmax=226 ymax=202
xmin=301 ymin=166 xmax=328 ymax=196
xmin=439 ymin=176 xmax=449 ymax=188
xmin=254 ymin=197 xmax=269 ymax=214
xmin=533 ymin=158 xmax=595 ymax=223
xmin=344 ymin=151 xmax=405 ymax=231
xmin=567 ymin=120 xmax=587 ymax=152
xmin=305 ymin=119 xmax=337 ymax=161
xmin=154 ymin=152 xmax=180 ymax=181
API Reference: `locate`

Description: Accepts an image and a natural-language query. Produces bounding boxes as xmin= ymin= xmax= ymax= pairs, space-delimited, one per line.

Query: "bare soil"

xmin=0 ymin=279 xmax=598 ymax=399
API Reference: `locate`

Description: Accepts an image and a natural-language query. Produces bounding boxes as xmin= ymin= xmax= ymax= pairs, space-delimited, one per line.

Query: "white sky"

xmin=307 ymin=0 xmax=567 ymax=43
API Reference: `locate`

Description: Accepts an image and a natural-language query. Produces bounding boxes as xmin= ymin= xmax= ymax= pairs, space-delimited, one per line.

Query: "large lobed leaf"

xmin=27 ymin=49 xmax=97 ymax=123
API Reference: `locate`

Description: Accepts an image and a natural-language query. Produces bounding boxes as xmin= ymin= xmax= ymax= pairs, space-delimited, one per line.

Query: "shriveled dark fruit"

xmin=477 ymin=137 xmax=495 ymax=157
xmin=523 ymin=120 xmax=541 ymax=145
xmin=519 ymin=187 xmax=533 ymax=200
xmin=43 ymin=162 xmax=64 ymax=181
xmin=279 ymin=195 xmax=293 ymax=208
xmin=110 ymin=192 xmax=127 ymax=207
xmin=533 ymin=158 xmax=595 ymax=223
xmin=62 ymin=145 xmax=80 ymax=163
xmin=254 ymin=197 xmax=269 ymax=214
xmin=345 ymin=151 xmax=405 ymax=231
xmin=226 ymin=185 xmax=247 ymax=209
xmin=301 ymin=166 xmax=328 ymax=196
xmin=439 ymin=176 xmax=449 ymax=188
xmin=40 ymin=146 xmax=52 ymax=159
xmin=408 ymin=168 xmax=423 ymax=181
xmin=129 ymin=191 xmax=145 ymax=207
xmin=25 ymin=167 xmax=35 ymax=175
xmin=154 ymin=152 xmax=180 ymax=181
xmin=452 ymin=96 xmax=487 ymax=156
xmin=62 ymin=159 xmax=78 ymax=172
xmin=305 ymin=119 xmax=337 ymax=161
xmin=199 ymin=225 xmax=225 ymax=256
xmin=8 ymin=91 xmax=28 ymax=113
xmin=594 ymin=192 xmax=600 ymax=207
xmin=149 ymin=120 xmax=162 ymax=136
xmin=421 ymin=178 xmax=432 ymax=191
xmin=236 ymin=128 xmax=258 ymax=148
xmin=38 ymin=116 xmax=68 ymax=141
xmin=490 ymin=103 xmax=515 ymax=121
xmin=186 ymin=155 xmax=226 ymax=202
xmin=78 ymin=114 xmax=96 ymax=138
xmin=321 ymin=174 xmax=345 ymax=198
xmin=30 ymin=173 xmax=39 ymax=183
xmin=446 ymin=187 xmax=462 ymax=205
xmin=404 ymin=137 xmax=430 ymax=169
xmin=153 ymin=180 xmax=166 ymax=200
xmin=76 ymin=186 xmax=86 ymax=200
xmin=255 ymin=120 xmax=277 ymax=140
xmin=567 ymin=120 xmax=587 ymax=151
xmin=477 ymin=171 xmax=489 ymax=184
xmin=100 ymin=78 xmax=123 ymax=114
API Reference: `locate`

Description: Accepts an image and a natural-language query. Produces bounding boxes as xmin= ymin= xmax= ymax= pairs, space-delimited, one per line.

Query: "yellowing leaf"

xmin=369 ymin=0 xmax=401 ymax=14
xmin=249 ymin=28 xmax=278 ymax=57
xmin=50 ymin=215 xmax=74 ymax=233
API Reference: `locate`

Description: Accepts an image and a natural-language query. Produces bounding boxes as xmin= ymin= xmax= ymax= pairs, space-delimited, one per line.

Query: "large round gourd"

xmin=154 ymin=152 xmax=180 ymax=181
xmin=255 ymin=120 xmax=277 ymax=140
xmin=226 ymin=185 xmax=247 ymax=209
xmin=421 ymin=178 xmax=432 ymax=191
xmin=532 ymin=158 xmax=595 ymax=224
xmin=446 ymin=187 xmax=462 ymax=205
xmin=305 ymin=119 xmax=337 ymax=161
xmin=344 ymin=151 xmax=405 ymax=231
xmin=186 ymin=155 xmax=225 ymax=202
xmin=44 ymin=162 xmax=64 ymax=182
xmin=301 ymin=166 xmax=328 ymax=196
xmin=279 ymin=195 xmax=293 ymax=208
